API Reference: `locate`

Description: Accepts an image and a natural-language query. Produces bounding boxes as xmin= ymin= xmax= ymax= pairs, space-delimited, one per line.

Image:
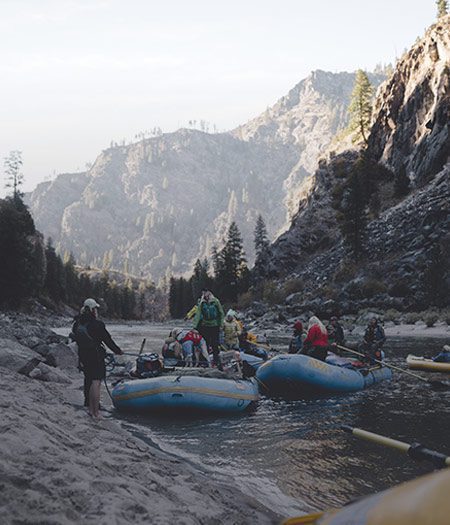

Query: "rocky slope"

xmin=255 ymin=16 xmax=450 ymax=314
xmin=27 ymin=71 xmax=383 ymax=280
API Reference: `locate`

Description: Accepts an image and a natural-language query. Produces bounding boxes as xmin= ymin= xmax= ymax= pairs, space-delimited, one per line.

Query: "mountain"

xmin=255 ymin=16 xmax=450 ymax=316
xmin=27 ymin=70 xmax=384 ymax=281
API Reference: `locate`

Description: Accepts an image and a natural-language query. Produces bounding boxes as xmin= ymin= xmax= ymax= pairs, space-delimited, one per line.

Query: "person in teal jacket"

xmin=193 ymin=290 xmax=225 ymax=369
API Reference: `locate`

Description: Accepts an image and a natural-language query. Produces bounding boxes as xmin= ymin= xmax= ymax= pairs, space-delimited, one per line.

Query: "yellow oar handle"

xmin=336 ymin=344 xmax=431 ymax=383
xmin=342 ymin=425 xmax=450 ymax=468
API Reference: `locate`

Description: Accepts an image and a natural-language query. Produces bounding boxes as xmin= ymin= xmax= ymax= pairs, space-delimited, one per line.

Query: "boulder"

xmin=45 ymin=342 xmax=78 ymax=369
xmin=0 ymin=338 xmax=42 ymax=373
xmin=29 ymin=362 xmax=71 ymax=384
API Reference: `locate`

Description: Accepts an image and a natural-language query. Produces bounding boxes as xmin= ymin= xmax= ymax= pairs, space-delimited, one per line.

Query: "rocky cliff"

xmin=256 ymin=16 xmax=450 ymax=314
xmin=27 ymin=71 xmax=383 ymax=280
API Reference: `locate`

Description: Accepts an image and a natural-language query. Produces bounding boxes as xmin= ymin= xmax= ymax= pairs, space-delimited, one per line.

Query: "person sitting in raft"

xmin=433 ymin=345 xmax=450 ymax=363
xmin=71 ymin=298 xmax=123 ymax=418
xmin=288 ymin=320 xmax=304 ymax=354
xmin=326 ymin=316 xmax=345 ymax=346
xmin=172 ymin=328 xmax=211 ymax=367
xmin=300 ymin=316 xmax=329 ymax=361
xmin=360 ymin=317 xmax=386 ymax=364
xmin=223 ymin=309 xmax=242 ymax=350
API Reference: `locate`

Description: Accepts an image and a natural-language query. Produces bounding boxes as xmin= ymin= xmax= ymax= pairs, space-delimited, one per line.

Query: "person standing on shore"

xmin=71 ymin=298 xmax=123 ymax=418
xmin=193 ymin=290 xmax=225 ymax=369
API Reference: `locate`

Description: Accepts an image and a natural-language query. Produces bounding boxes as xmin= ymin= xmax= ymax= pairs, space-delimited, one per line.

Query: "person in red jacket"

xmin=301 ymin=316 xmax=329 ymax=361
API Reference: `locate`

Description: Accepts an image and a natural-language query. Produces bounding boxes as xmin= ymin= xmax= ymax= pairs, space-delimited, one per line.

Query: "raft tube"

xmin=406 ymin=354 xmax=450 ymax=373
xmin=283 ymin=467 xmax=450 ymax=525
xmin=256 ymin=354 xmax=392 ymax=397
xmin=112 ymin=375 xmax=259 ymax=413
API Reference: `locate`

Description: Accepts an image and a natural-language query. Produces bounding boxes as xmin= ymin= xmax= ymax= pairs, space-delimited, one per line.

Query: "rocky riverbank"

xmin=0 ymin=313 xmax=280 ymax=524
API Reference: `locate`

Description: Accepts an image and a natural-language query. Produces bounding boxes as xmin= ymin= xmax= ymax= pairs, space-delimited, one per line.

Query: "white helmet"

xmin=83 ymin=298 xmax=100 ymax=312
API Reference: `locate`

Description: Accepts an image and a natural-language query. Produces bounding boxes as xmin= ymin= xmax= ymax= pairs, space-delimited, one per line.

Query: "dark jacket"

xmin=363 ymin=324 xmax=386 ymax=347
xmin=326 ymin=322 xmax=345 ymax=345
xmin=71 ymin=312 xmax=122 ymax=355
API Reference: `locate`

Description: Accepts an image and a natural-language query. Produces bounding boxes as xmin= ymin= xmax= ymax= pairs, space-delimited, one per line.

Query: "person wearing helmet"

xmin=70 ymin=298 xmax=123 ymax=418
xmin=288 ymin=320 xmax=304 ymax=354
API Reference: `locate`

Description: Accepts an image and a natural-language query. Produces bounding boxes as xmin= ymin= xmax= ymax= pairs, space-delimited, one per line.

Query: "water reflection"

xmin=95 ymin=324 xmax=450 ymax=513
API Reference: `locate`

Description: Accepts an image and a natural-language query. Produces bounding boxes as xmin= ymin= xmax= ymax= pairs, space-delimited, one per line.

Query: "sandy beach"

xmin=0 ymin=314 xmax=281 ymax=525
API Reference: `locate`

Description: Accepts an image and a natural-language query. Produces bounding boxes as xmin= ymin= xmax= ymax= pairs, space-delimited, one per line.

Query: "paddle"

xmin=336 ymin=344 xmax=450 ymax=390
xmin=341 ymin=425 xmax=450 ymax=469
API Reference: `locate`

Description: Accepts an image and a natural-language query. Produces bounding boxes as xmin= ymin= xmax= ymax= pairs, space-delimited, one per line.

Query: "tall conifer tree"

xmin=347 ymin=70 xmax=374 ymax=145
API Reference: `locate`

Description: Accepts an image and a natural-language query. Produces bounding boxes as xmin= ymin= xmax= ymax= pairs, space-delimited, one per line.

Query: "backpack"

xmin=72 ymin=321 xmax=98 ymax=351
xmin=201 ymin=301 xmax=218 ymax=321
xmin=136 ymin=353 xmax=163 ymax=378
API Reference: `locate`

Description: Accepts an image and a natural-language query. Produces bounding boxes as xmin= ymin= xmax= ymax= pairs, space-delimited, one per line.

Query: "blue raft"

xmin=256 ymin=354 xmax=392 ymax=397
xmin=112 ymin=375 xmax=259 ymax=413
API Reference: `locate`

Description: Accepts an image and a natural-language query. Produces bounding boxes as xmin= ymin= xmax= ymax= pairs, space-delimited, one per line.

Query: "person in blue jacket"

xmin=433 ymin=345 xmax=450 ymax=363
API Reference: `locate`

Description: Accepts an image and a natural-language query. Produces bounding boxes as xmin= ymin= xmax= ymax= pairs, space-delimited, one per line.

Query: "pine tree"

xmin=437 ymin=0 xmax=448 ymax=18
xmin=4 ymin=151 xmax=24 ymax=202
xmin=336 ymin=159 xmax=372 ymax=260
xmin=347 ymin=70 xmax=374 ymax=146
xmin=0 ymin=196 xmax=40 ymax=305
xmin=191 ymin=258 xmax=210 ymax=300
xmin=394 ymin=165 xmax=411 ymax=198
xmin=44 ymin=239 xmax=67 ymax=302
xmin=221 ymin=222 xmax=247 ymax=301
xmin=254 ymin=215 xmax=270 ymax=258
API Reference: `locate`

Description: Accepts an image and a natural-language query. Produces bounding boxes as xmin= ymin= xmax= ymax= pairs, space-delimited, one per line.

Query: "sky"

xmin=0 ymin=0 xmax=437 ymax=195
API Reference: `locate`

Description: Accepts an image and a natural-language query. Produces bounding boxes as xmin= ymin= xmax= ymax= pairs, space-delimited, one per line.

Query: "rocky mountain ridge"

xmin=27 ymin=70 xmax=384 ymax=281
xmin=254 ymin=16 xmax=450 ymax=315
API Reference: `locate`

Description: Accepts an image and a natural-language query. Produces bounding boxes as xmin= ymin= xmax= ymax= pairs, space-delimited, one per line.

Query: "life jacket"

xmin=177 ymin=329 xmax=203 ymax=345
xmin=201 ymin=301 xmax=219 ymax=321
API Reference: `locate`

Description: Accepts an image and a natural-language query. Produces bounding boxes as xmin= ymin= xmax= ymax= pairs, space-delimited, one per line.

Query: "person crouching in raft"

xmin=71 ymin=298 xmax=123 ymax=419
xmin=300 ymin=316 xmax=329 ymax=361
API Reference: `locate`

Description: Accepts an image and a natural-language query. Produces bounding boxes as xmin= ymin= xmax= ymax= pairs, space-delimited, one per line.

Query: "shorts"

xmin=79 ymin=347 xmax=106 ymax=381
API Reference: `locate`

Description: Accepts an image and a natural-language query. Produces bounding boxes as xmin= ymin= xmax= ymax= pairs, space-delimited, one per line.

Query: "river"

xmin=57 ymin=322 xmax=450 ymax=517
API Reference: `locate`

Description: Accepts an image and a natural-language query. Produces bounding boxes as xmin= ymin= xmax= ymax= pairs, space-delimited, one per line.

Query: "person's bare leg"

xmin=89 ymin=380 xmax=101 ymax=419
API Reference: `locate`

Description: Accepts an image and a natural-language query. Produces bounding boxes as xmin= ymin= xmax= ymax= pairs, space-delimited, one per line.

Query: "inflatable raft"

xmin=283 ymin=467 xmax=450 ymax=525
xmin=112 ymin=375 xmax=259 ymax=413
xmin=256 ymin=354 xmax=392 ymax=397
xmin=406 ymin=354 xmax=450 ymax=373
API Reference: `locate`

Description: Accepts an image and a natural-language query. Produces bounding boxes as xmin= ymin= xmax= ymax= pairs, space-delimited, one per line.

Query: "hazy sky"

xmin=0 ymin=0 xmax=436 ymax=195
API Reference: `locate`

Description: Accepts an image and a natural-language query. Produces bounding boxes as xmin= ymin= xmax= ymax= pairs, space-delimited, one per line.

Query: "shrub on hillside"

xmin=360 ymin=279 xmax=387 ymax=298
xmin=404 ymin=312 xmax=420 ymax=324
xmin=236 ymin=290 xmax=254 ymax=310
xmin=384 ymin=309 xmax=401 ymax=323
xmin=263 ymin=281 xmax=285 ymax=306
xmin=283 ymin=278 xmax=304 ymax=296
xmin=333 ymin=262 xmax=358 ymax=282
xmin=424 ymin=313 xmax=439 ymax=327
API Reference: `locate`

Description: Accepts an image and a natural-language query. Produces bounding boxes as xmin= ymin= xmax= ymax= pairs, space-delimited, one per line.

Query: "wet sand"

xmin=0 ymin=355 xmax=280 ymax=524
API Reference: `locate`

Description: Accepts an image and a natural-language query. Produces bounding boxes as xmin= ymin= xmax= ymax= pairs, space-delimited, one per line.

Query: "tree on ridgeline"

xmin=347 ymin=70 xmax=374 ymax=146
xmin=0 ymin=197 xmax=43 ymax=305
xmin=191 ymin=258 xmax=210 ymax=300
xmin=254 ymin=214 xmax=270 ymax=259
xmin=220 ymin=222 xmax=247 ymax=302
xmin=437 ymin=0 xmax=448 ymax=18
xmin=44 ymin=238 xmax=67 ymax=302
xmin=394 ymin=164 xmax=411 ymax=198
xmin=4 ymin=151 xmax=24 ymax=202
xmin=333 ymin=156 xmax=377 ymax=260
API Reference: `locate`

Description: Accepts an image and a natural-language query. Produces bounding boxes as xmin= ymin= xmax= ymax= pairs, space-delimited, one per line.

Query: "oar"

xmin=342 ymin=425 xmax=450 ymax=469
xmin=336 ymin=344 xmax=449 ymax=390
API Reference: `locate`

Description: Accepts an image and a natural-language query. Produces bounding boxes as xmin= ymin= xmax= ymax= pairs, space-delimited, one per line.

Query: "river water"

xmin=59 ymin=322 xmax=450 ymax=517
